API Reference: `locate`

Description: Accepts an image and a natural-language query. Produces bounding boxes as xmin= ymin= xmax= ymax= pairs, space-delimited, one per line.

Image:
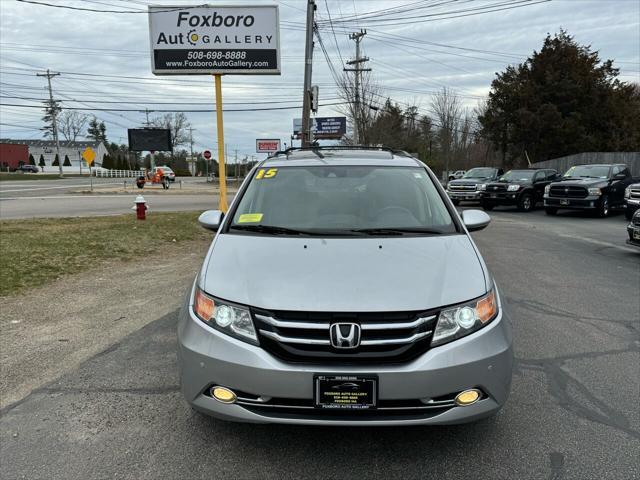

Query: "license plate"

xmin=560 ymin=199 xmax=570 ymax=205
xmin=634 ymin=228 xmax=640 ymax=240
xmin=314 ymin=375 xmax=377 ymax=409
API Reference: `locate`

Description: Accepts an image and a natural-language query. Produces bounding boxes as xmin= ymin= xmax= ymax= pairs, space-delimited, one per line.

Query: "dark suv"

xmin=446 ymin=167 xmax=503 ymax=205
xmin=480 ymin=169 xmax=558 ymax=212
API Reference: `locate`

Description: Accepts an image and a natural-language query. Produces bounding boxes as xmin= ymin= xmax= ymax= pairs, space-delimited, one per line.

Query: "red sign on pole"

xmin=203 ymin=150 xmax=212 ymax=160
xmin=256 ymin=139 xmax=281 ymax=153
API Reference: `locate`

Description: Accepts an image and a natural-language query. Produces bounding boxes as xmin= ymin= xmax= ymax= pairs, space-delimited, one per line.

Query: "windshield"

xmin=463 ymin=168 xmax=495 ymax=178
xmin=498 ymin=170 xmax=535 ymax=182
xmin=229 ymin=165 xmax=456 ymax=235
xmin=563 ymin=165 xmax=610 ymax=179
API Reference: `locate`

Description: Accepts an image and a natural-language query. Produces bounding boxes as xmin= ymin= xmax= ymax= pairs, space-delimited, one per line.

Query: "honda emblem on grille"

xmin=330 ymin=323 xmax=361 ymax=349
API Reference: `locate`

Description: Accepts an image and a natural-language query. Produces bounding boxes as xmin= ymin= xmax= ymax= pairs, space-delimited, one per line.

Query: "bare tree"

xmin=430 ymin=87 xmax=462 ymax=179
xmin=58 ymin=111 xmax=89 ymax=144
xmin=150 ymin=112 xmax=191 ymax=150
xmin=336 ymin=72 xmax=382 ymax=145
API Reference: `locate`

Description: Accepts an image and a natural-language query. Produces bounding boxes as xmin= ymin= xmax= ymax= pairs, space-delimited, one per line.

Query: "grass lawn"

xmin=0 ymin=173 xmax=87 ymax=181
xmin=0 ymin=212 xmax=211 ymax=296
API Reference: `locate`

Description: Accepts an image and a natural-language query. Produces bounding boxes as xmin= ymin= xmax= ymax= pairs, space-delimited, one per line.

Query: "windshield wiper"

xmin=230 ymin=224 xmax=310 ymax=236
xmin=350 ymin=227 xmax=444 ymax=236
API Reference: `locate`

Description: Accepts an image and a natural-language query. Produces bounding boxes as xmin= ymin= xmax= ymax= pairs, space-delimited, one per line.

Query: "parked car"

xmin=448 ymin=170 xmax=466 ymax=181
xmin=446 ymin=167 xmax=504 ymax=205
xmin=543 ymin=164 xmax=637 ymax=217
xmin=155 ymin=165 xmax=175 ymax=182
xmin=626 ymin=209 xmax=640 ymax=249
xmin=480 ymin=169 xmax=558 ymax=212
xmin=178 ymin=147 xmax=513 ymax=426
xmin=624 ymin=183 xmax=640 ymax=220
xmin=13 ymin=165 xmax=39 ymax=173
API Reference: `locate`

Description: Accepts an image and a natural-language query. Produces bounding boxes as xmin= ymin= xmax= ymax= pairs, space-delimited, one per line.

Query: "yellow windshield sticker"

xmin=237 ymin=213 xmax=263 ymax=223
xmin=256 ymin=168 xmax=278 ymax=179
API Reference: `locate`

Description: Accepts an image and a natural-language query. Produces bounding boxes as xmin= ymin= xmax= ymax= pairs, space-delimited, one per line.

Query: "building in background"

xmin=0 ymin=143 xmax=29 ymax=170
xmin=0 ymin=139 xmax=108 ymax=172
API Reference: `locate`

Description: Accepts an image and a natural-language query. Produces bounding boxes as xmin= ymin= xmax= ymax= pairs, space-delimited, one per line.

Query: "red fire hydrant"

xmin=133 ymin=195 xmax=147 ymax=220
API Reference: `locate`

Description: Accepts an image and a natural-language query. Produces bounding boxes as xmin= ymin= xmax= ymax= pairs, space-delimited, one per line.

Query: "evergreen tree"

xmin=101 ymin=154 xmax=112 ymax=169
xmin=41 ymin=99 xmax=61 ymax=138
xmin=479 ymin=30 xmax=640 ymax=165
xmin=63 ymin=155 xmax=72 ymax=166
xmin=38 ymin=154 xmax=45 ymax=167
xmin=87 ymin=117 xmax=108 ymax=143
xmin=52 ymin=154 xmax=60 ymax=166
xmin=28 ymin=154 xmax=36 ymax=166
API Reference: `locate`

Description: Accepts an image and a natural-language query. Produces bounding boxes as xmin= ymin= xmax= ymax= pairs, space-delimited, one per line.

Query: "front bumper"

xmin=544 ymin=195 xmax=601 ymax=210
xmin=447 ymin=190 xmax=482 ymax=201
xmin=177 ymin=284 xmax=513 ymax=426
xmin=627 ymin=224 xmax=640 ymax=248
xmin=480 ymin=192 xmax=519 ymax=206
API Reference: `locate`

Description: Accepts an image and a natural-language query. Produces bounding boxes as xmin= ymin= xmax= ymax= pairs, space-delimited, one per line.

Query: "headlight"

xmin=432 ymin=290 xmax=498 ymax=347
xmin=507 ymin=184 xmax=520 ymax=192
xmin=479 ymin=184 xmax=487 ymax=191
xmin=588 ymin=187 xmax=602 ymax=196
xmin=193 ymin=288 xmax=258 ymax=345
xmin=544 ymin=185 xmax=551 ymax=194
xmin=625 ymin=187 xmax=631 ymax=199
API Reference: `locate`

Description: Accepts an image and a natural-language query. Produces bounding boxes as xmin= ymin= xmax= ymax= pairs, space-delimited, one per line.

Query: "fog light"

xmin=455 ymin=389 xmax=481 ymax=406
xmin=211 ymin=386 xmax=237 ymax=403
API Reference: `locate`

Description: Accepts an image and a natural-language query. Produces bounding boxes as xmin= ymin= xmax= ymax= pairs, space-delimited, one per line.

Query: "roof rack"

xmin=270 ymin=145 xmax=413 ymax=158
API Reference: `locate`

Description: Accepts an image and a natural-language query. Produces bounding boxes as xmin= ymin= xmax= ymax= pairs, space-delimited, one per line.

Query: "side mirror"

xmin=198 ymin=210 xmax=224 ymax=231
xmin=462 ymin=210 xmax=491 ymax=232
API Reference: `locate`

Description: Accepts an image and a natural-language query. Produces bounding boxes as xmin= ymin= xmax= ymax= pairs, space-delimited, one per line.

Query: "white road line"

xmin=0 ymin=183 xmax=120 ymax=193
xmin=0 ymin=195 xmax=135 ymax=200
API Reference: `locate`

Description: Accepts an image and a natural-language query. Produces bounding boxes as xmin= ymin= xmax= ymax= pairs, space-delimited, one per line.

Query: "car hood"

xmin=552 ymin=178 xmax=607 ymax=187
xmin=449 ymin=177 xmax=490 ymax=185
xmin=201 ymin=233 xmax=487 ymax=312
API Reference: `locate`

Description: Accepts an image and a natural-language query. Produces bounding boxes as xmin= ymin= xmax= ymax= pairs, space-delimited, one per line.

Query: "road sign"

xmin=82 ymin=147 xmax=96 ymax=166
xmin=256 ymin=139 xmax=281 ymax=153
xmin=148 ymin=5 xmax=281 ymax=75
xmin=128 ymin=128 xmax=172 ymax=152
xmin=203 ymin=150 xmax=212 ymax=160
xmin=293 ymin=117 xmax=347 ymax=140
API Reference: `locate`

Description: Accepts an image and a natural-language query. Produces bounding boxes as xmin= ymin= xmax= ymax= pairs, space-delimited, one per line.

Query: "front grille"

xmin=487 ymin=184 xmax=507 ymax=193
xmin=633 ymin=215 xmax=640 ymax=226
xmin=629 ymin=188 xmax=640 ymax=200
xmin=448 ymin=183 xmax=477 ymax=191
xmin=549 ymin=185 xmax=588 ymax=198
xmin=252 ymin=308 xmax=438 ymax=364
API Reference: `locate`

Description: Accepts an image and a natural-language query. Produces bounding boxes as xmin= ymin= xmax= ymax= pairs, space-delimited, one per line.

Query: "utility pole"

xmin=140 ymin=109 xmax=154 ymax=127
xmin=188 ymin=127 xmax=195 ymax=175
xmin=300 ymin=0 xmax=316 ymax=148
xmin=344 ymin=30 xmax=371 ymax=145
xmin=36 ymin=69 xmax=63 ymax=178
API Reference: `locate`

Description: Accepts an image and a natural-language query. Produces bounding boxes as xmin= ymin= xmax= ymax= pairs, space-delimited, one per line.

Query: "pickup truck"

xmin=481 ymin=168 xmax=559 ymax=212
xmin=544 ymin=164 xmax=638 ymax=217
xmin=446 ymin=167 xmax=504 ymax=205
xmin=624 ymin=183 xmax=640 ymax=220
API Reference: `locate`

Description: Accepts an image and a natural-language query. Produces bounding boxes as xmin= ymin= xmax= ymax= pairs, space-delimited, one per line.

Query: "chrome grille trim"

xmin=258 ymin=330 xmax=330 ymax=345
xmin=361 ymin=315 xmax=435 ymax=330
xmin=254 ymin=314 xmax=329 ymax=330
xmin=360 ymin=331 xmax=432 ymax=345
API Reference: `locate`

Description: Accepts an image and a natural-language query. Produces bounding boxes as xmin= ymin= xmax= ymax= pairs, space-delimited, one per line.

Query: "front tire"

xmin=481 ymin=201 xmax=494 ymax=211
xmin=545 ymin=207 xmax=558 ymax=216
xmin=596 ymin=195 xmax=610 ymax=218
xmin=517 ymin=193 xmax=533 ymax=212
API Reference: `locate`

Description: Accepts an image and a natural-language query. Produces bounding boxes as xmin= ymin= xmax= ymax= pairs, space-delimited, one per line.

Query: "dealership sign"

xmin=256 ymin=139 xmax=281 ymax=153
xmin=293 ymin=117 xmax=347 ymax=139
xmin=148 ymin=5 xmax=280 ymax=75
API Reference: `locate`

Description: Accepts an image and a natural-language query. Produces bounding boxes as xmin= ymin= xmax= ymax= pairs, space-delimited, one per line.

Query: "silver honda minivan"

xmin=178 ymin=147 xmax=513 ymax=425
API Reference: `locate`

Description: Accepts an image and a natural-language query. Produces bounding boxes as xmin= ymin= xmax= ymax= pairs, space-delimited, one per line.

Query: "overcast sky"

xmin=1 ymin=0 xmax=638 ymax=161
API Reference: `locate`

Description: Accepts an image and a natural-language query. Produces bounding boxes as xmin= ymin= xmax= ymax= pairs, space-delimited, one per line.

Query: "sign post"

xmin=148 ymin=4 xmax=280 ymax=212
xmin=82 ymin=147 xmax=96 ymax=192
xmin=214 ymin=74 xmax=228 ymax=212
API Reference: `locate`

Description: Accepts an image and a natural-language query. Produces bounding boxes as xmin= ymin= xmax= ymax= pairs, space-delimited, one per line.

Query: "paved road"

xmin=1 ymin=210 xmax=638 ymax=479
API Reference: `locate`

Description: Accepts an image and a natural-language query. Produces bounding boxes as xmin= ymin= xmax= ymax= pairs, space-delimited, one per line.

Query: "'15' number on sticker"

xmin=256 ymin=168 xmax=277 ymax=179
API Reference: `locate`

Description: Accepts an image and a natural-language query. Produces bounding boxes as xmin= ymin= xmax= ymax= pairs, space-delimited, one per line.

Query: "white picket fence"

xmin=95 ymin=169 xmax=145 ymax=178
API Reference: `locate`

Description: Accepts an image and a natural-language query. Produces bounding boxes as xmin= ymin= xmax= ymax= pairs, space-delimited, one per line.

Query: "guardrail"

xmin=95 ymin=169 xmax=145 ymax=178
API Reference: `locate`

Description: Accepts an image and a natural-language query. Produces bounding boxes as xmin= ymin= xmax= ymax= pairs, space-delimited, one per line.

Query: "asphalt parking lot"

xmin=1 ymin=207 xmax=638 ymax=480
